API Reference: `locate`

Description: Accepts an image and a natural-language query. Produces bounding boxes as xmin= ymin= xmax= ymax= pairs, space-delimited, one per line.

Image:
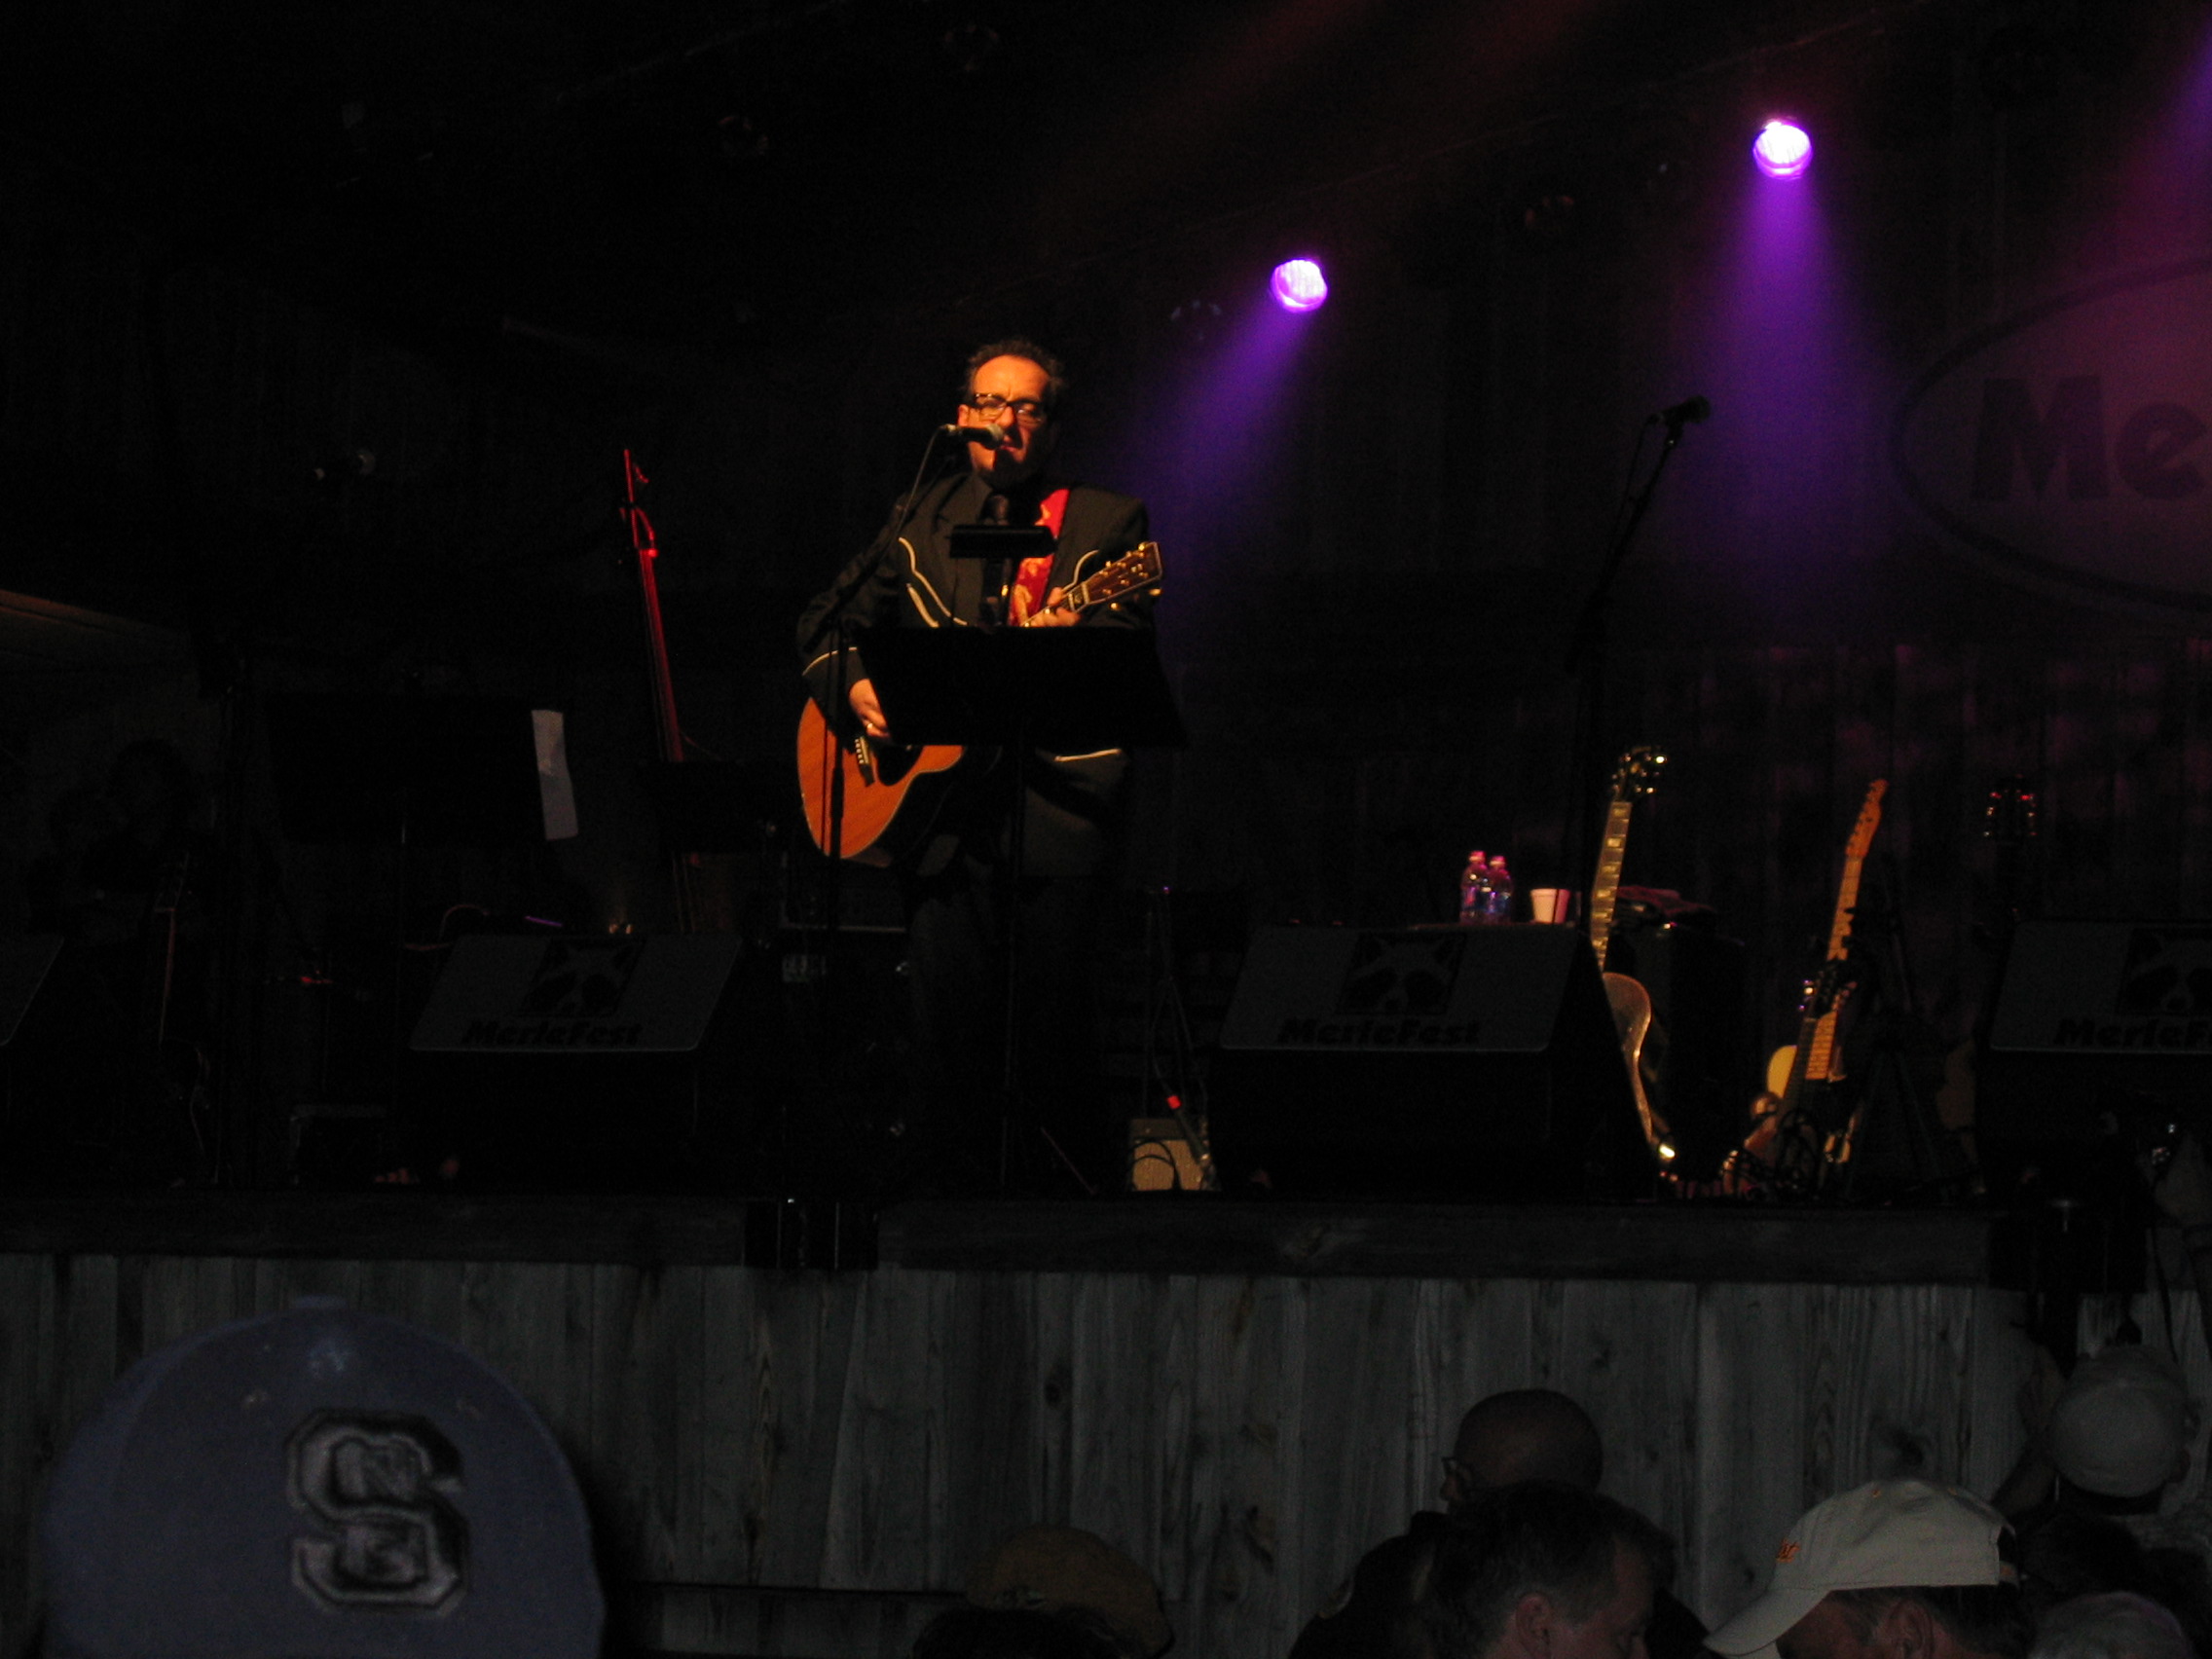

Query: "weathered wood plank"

xmin=1285 ymin=1277 xmax=1427 ymax=1649
xmin=932 ymin=1268 xmax=1042 ymax=1583
xmin=1961 ymin=1285 xmax=2037 ymax=1500
xmin=587 ymin=1262 xmax=705 ymax=1583
xmin=1693 ymin=1280 xmax=1822 ymax=1621
xmin=879 ymin=1200 xmax=2000 ymax=1283
xmin=747 ymin=1271 xmax=866 ymax=1586
xmin=0 ymin=1191 xmax=769 ymax=1264
xmin=821 ymin=1264 xmax=943 ymax=1588
xmin=1552 ymin=1279 xmax=1703 ymax=1581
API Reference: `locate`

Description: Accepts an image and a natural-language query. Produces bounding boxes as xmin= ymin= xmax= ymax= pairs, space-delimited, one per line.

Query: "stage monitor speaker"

xmin=1207 ymin=925 xmax=1648 ymax=1198
xmin=401 ymin=934 xmax=753 ymax=1191
xmin=1982 ymin=919 xmax=2212 ymax=1154
xmin=411 ymin=934 xmax=742 ymax=1053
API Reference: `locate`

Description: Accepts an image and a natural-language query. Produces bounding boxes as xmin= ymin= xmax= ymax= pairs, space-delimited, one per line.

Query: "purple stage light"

xmin=1752 ymin=120 xmax=1813 ymax=179
xmin=1271 ymin=259 xmax=1329 ymax=313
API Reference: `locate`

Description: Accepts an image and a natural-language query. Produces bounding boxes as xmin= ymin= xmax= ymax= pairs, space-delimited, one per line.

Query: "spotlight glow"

xmin=1271 ymin=258 xmax=1329 ymax=313
xmin=1752 ymin=120 xmax=1813 ymax=179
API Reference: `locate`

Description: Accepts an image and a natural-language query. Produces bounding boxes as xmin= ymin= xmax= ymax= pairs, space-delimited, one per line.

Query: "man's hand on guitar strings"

xmin=848 ymin=678 xmax=892 ymax=740
xmin=1013 ymin=584 xmax=1079 ymax=627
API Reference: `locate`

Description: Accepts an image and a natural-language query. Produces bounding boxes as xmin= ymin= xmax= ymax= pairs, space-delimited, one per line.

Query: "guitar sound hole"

xmin=873 ymin=746 xmax=917 ymax=786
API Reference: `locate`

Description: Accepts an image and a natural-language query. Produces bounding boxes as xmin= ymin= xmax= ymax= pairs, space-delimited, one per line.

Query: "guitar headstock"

xmin=1608 ymin=746 xmax=1667 ymax=801
xmin=1083 ymin=541 xmax=1163 ymax=606
xmin=1984 ymin=775 xmax=2038 ymax=847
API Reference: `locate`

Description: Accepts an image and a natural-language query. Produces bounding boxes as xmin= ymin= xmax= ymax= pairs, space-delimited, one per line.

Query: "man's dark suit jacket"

xmin=797 ymin=468 xmax=1154 ymax=878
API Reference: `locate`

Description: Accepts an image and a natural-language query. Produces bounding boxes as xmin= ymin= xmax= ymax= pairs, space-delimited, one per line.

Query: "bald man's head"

xmin=1444 ymin=1391 xmax=1604 ymax=1511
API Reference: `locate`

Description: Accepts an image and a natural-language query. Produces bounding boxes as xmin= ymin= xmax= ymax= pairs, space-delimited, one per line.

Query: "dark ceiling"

xmin=4 ymin=0 xmax=1898 ymax=348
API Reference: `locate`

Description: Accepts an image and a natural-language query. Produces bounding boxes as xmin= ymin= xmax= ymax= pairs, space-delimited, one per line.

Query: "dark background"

xmin=3 ymin=0 xmax=2204 ymax=1183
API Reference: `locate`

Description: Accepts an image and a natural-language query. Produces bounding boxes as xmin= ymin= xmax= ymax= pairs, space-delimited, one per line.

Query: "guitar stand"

xmin=1822 ymin=859 xmax=1963 ymax=1199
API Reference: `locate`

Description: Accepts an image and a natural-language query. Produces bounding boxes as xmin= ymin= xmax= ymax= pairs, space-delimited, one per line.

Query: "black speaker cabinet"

xmin=401 ymin=934 xmax=756 ymax=1190
xmin=1981 ymin=920 xmax=2212 ymax=1181
xmin=1207 ymin=925 xmax=1649 ymax=1198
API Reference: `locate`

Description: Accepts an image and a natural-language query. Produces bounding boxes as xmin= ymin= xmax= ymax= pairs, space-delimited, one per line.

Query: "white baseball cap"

xmin=1706 ymin=1481 xmax=2011 ymax=1659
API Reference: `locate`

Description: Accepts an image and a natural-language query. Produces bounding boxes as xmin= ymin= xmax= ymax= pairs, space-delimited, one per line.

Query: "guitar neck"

xmin=1825 ymin=854 xmax=1867 ymax=962
xmin=1789 ymin=783 xmax=1887 ymax=1093
xmin=1047 ymin=567 xmax=1122 ymax=620
xmin=1587 ymin=798 xmax=1634 ymax=957
xmin=1798 ymin=855 xmax=1872 ymax=1084
xmin=1035 ymin=541 xmax=1161 ymax=622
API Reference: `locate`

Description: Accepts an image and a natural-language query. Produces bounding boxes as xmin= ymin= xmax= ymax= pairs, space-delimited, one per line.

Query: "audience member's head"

xmin=963 ymin=1525 xmax=1171 ymax=1659
xmin=1443 ymin=1389 xmax=1605 ymax=1511
xmin=2046 ymin=1348 xmax=2197 ymax=1510
xmin=2031 ymin=1593 xmax=2198 ymax=1659
xmin=39 ymin=1299 xmax=603 ymax=1659
xmin=1419 ymin=1480 xmax=1671 ymax=1659
xmin=1707 ymin=1481 xmax=2029 ymax=1659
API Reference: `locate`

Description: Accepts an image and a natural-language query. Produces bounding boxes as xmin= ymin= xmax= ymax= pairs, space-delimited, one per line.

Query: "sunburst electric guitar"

xmin=796 ymin=541 xmax=1163 ymax=866
xmin=1586 ymin=746 xmax=1672 ymax=1164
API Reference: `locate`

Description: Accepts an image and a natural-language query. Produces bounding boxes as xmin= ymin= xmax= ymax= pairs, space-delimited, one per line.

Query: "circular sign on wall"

xmin=1892 ymin=255 xmax=2212 ymax=611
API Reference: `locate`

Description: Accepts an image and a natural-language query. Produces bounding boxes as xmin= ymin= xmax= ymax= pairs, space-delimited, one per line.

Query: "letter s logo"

xmin=288 ymin=1413 xmax=468 ymax=1611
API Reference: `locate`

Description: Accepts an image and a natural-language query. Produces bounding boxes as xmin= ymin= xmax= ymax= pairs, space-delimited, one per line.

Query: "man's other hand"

xmin=849 ymin=679 xmax=891 ymax=740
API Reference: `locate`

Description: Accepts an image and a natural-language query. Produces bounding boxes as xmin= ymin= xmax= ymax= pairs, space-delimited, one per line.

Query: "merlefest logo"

xmin=1892 ymin=256 xmax=2212 ymax=610
xmin=459 ymin=937 xmax=647 ymax=1049
xmin=1272 ymin=932 xmax=1481 ymax=1047
xmin=2047 ymin=926 xmax=2212 ymax=1051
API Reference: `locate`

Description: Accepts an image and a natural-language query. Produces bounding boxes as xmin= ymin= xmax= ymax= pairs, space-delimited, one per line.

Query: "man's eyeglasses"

xmin=966 ymin=393 xmax=1051 ymax=426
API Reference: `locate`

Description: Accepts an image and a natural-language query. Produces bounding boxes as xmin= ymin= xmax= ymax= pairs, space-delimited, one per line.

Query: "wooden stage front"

xmin=0 ymin=1195 xmax=2178 ymax=1659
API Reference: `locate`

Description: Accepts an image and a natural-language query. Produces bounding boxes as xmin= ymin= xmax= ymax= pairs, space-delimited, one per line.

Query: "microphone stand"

xmin=795 ymin=429 xmax=970 ymax=1179
xmin=1562 ymin=408 xmax=1702 ymax=920
xmin=801 ymin=430 xmax=974 ymax=872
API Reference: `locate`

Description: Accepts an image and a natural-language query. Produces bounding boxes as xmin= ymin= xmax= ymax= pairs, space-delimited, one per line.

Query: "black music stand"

xmin=859 ymin=623 xmax=1184 ymax=1186
xmin=947 ymin=523 xmax=1056 ymax=627
xmin=859 ymin=626 xmax=1185 ymax=751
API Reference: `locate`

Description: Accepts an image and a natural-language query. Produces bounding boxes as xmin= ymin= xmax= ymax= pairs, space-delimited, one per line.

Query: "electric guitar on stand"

xmin=1734 ymin=779 xmax=1888 ymax=1194
xmin=796 ymin=541 xmax=1163 ymax=865
xmin=1585 ymin=746 xmax=1674 ymax=1165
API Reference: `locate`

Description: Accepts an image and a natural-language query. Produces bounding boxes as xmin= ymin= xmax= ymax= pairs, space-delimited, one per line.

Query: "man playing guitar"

xmin=795 ymin=339 xmax=1158 ymax=1193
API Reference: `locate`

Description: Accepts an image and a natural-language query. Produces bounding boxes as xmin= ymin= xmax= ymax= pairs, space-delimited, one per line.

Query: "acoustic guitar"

xmin=1585 ymin=746 xmax=1673 ymax=1164
xmin=796 ymin=541 xmax=1163 ymax=866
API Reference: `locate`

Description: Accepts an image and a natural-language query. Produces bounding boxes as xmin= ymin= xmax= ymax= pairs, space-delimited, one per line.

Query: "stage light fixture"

xmin=1270 ymin=259 xmax=1329 ymax=313
xmin=1752 ymin=119 xmax=1813 ymax=179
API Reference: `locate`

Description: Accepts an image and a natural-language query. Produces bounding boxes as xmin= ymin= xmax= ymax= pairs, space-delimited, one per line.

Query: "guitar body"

xmin=1602 ymin=969 xmax=1668 ymax=1160
xmin=795 ymin=699 xmax=965 ymax=866
xmin=795 ymin=541 xmax=1164 ymax=865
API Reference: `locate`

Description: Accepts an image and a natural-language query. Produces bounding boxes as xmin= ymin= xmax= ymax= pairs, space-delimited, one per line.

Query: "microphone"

xmin=1653 ymin=395 xmax=1712 ymax=430
xmin=939 ymin=423 xmax=1009 ymax=450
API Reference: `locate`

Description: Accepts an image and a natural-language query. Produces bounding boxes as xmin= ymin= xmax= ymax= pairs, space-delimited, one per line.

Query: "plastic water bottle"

xmin=1457 ymin=852 xmax=1491 ymax=925
xmin=1486 ymin=855 xmax=1515 ymax=923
